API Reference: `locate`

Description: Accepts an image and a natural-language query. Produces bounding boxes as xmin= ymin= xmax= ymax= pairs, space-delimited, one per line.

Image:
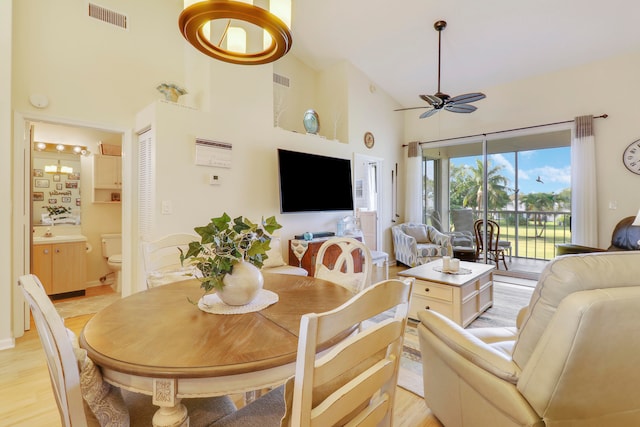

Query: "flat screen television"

xmin=277 ymin=149 xmax=354 ymax=213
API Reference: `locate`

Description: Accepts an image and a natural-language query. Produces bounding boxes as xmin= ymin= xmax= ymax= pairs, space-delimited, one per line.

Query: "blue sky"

xmin=450 ymin=146 xmax=571 ymax=196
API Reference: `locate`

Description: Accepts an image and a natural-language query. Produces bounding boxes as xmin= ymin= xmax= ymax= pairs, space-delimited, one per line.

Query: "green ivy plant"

xmin=179 ymin=213 xmax=282 ymax=294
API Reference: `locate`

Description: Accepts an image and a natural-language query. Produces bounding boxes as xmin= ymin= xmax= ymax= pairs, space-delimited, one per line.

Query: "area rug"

xmin=54 ymin=293 xmax=120 ymax=319
xmin=396 ymin=279 xmax=535 ymax=397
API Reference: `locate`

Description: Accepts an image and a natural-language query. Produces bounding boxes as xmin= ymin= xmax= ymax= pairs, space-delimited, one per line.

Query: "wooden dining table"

xmin=79 ymin=272 xmax=354 ymax=427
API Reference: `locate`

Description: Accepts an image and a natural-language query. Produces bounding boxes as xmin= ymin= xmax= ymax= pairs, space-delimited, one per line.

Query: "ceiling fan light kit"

xmin=395 ymin=20 xmax=486 ymax=119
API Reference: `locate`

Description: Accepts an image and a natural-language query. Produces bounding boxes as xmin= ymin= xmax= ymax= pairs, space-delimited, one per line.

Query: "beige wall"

xmin=404 ymin=51 xmax=640 ymax=246
xmin=3 ymin=0 xmax=405 ymax=343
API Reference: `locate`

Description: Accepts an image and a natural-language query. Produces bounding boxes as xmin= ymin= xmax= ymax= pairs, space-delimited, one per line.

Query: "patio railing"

xmin=466 ymin=210 xmax=571 ymax=261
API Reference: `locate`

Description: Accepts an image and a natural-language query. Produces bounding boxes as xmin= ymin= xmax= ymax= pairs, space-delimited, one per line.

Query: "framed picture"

xmin=34 ymin=179 xmax=49 ymax=188
xmin=56 ymin=183 xmax=63 ymax=190
xmin=33 ymin=192 xmax=44 ymax=201
xmin=76 ymin=198 xmax=81 ymax=206
xmin=33 ymin=169 xmax=43 ymax=177
xmin=48 ymin=198 xmax=57 ymax=204
xmin=62 ymin=196 xmax=71 ymax=203
xmin=53 ymin=175 xmax=61 ymax=182
xmin=65 ymin=181 xmax=78 ymax=189
xmin=111 ymin=192 xmax=121 ymax=202
xmin=68 ymin=172 xmax=80 ymax=180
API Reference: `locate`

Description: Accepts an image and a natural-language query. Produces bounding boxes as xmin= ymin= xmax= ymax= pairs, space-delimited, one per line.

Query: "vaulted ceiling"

xmin=291 ymin=0 xmax=640 ymax=109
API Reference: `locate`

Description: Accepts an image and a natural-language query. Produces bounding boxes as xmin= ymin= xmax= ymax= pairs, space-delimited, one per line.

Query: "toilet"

xmin=101 ymin=233 xmax=122 ymax=292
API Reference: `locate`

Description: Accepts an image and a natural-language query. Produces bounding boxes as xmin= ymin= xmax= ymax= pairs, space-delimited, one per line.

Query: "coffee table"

xmin=398 ymin=260 xmax=495 ymax=326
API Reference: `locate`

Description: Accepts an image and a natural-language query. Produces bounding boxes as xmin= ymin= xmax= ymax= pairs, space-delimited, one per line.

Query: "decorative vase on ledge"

xmin=217 ymin=261 xmax=264 ymax=306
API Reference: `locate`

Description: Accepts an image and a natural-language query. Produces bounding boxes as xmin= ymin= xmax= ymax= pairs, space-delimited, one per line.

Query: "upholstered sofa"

xmin=391 ymin=222 xmax=453 ymax=267
xmin=418 ymin=251 xmax=640 ymax=427
xmin=556 ymin=215 xmax=640 ymax=255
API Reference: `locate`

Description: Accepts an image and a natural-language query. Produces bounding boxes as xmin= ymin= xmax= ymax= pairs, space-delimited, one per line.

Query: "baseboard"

xmin=0 ymin=337 xmax=16 ymax=351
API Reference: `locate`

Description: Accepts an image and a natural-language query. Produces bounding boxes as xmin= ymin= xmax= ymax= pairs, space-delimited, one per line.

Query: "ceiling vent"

xmin=273 ymin=73 xmax=290 ymax=88
xmin=88 ymin=3 xmax=128 ymax=29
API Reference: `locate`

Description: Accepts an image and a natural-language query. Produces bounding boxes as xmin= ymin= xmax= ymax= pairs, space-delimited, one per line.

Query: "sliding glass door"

xmin=422 ymin=127 xmax=572 ymax=261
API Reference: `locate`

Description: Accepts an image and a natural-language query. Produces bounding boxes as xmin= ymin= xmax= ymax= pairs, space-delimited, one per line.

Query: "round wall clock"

xmin=623 ymin=139 xmax=640 ymax=175
xmin=364 ymin=131 xmax=375 ymax=148
xmin=303 ymin=109 xmax=320 ymax=134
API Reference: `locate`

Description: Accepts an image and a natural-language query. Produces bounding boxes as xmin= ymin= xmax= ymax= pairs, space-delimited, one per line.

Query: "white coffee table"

xmin=398 ymin=260 xmax=495 ymax=326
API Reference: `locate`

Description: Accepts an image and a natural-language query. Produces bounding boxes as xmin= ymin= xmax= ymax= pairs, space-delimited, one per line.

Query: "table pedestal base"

xmin=152 ymin=378 xmax=188 ymax=427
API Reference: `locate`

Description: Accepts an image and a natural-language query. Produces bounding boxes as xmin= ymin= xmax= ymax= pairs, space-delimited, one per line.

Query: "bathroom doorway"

xmin=13 ymin=114 xmax=127 ymax=336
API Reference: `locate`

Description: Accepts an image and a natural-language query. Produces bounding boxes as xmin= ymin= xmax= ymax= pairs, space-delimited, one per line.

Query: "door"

xmin=353 ymin=153 xmax=383 ymax=251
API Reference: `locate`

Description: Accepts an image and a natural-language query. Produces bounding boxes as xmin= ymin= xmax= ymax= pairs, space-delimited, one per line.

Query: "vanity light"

xmin=35 ymin=142 xmax=47 ymax=151
xmin=56 ymin=144 xmax=65 ymax=152
xmin=45 ymin=160 xmax=73 ymax=175
xmin=179 ymin=0 xmax=292 ymax=65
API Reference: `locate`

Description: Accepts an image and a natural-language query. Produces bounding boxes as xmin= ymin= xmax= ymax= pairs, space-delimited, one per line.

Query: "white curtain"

xmin=405 ymin=141 xmax=422 ymax=223
xmin=571 ymin=115 xmax=598 ymax=246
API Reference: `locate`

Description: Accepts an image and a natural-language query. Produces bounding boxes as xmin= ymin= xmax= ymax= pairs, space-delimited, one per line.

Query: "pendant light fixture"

xmin=179 ymin=0 xmax=292 ymax=65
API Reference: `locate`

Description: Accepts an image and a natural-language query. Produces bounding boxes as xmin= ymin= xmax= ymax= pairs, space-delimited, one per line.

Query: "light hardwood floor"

xmin=1 ymin=266 xmax=444 ymax=427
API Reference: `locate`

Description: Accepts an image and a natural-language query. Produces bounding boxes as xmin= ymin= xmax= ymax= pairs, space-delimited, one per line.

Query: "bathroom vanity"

xmin=32 ymin=235 xmax=87 ymax=296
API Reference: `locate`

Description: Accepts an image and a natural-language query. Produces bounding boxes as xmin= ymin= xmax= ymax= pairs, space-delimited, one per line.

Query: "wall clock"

xmin=623 ymin=139 xmax=640 ymax=175
xmin=364 ymin=131 xmax=375 ymax=149
xmin=303 ymin=109 xmax=319 ymax=134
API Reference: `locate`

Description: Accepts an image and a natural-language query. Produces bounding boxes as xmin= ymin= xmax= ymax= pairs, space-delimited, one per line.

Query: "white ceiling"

xmin=290 ymin=0 xmax=640 ymax=109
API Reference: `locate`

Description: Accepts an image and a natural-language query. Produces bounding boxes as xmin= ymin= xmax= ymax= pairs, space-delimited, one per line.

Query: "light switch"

xmin=161 ymin=200 xmax=173 ymax=214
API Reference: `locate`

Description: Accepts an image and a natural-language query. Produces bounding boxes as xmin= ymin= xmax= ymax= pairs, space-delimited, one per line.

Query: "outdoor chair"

xmin=474 ymin=219 xmax=511 ymax=269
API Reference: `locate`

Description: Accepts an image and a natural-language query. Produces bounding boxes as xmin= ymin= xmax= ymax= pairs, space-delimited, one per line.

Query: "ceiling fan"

xmin=395 ymin=20 xmax=486 ymax=119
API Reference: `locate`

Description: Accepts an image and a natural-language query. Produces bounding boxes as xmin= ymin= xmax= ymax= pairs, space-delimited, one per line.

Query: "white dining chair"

xmin=142 ymin=233 xmax=199 ymax=288
xmin=209 ymin=277 xmax=415 ymax=427
xmin=17 ymin=273 xmax=236 ymax=427
xmin=313 ymin=237 xmax=373 ymax=293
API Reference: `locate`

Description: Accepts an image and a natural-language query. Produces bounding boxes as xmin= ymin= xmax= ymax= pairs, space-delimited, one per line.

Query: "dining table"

xmin=79 ymin=272 xmax=354 ymax=427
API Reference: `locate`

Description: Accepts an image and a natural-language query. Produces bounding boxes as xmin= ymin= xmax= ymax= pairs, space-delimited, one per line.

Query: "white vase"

xmin=218 ymin=261 xmax=264 ymax=306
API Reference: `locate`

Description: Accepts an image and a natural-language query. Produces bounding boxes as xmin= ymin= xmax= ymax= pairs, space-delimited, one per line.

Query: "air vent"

xmin=88 ymin=3 xmax=128 ymax=29
xmin=273 ymin=73 xmax=290 ymax=88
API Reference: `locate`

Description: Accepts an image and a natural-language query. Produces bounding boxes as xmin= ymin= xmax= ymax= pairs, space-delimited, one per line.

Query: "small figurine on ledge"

xmin=156 ymin=83 xmax=187 ymax=102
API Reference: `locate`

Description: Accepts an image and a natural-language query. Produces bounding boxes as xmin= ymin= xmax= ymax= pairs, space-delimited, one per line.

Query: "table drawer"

xmin=413 ymin=281 xmax=453 ymax=302
xmin=409 ymin=293 xmax=453 ymax=321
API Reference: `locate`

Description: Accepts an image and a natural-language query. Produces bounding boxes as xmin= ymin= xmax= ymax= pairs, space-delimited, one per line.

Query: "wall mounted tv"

xmin=277 ymin=148 xmax=354 ymax=213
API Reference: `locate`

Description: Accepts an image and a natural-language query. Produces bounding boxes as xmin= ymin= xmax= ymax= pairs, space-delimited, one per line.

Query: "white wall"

xmin=1 ymin=0 xmax=14 ymax=349
xmin=3 ymin=0 xmax=405 ymax=344
xmin=404 ymin=51 xmax=640 ymax=247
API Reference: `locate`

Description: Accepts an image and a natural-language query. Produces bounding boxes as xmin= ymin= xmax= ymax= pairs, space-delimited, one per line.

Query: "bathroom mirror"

xmin=32 ymin=149 xmax=82 ymax=227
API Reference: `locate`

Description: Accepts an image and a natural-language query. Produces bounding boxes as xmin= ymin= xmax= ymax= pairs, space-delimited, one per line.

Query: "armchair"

xmin=417 ymin=251 xmax=640 ymax=427
xmin=392 ymin=222 xmax=453 ymax=267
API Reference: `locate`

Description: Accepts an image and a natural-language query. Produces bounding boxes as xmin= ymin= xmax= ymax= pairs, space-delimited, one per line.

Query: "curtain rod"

xmin=402 ymin=113 xmax=608 ymax=147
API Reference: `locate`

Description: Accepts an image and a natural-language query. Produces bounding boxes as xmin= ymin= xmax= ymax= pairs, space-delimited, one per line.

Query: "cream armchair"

xmin=418 ymin=251 xmax=640 ymax=427
xmin=392 ymin=222 xmax=453 ymax=267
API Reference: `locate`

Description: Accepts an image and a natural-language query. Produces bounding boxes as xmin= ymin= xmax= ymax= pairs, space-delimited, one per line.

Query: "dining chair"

xmin=314 ymin=237 xmax=373 ymax=292
xmin=210 ymin=277 xmax=415 ymax=427
xmin=142 ymin=233 xmax=199 ymax=288
xmin=18 ymin=274 xmax=236 ymax=427
xmin=474 ymin=219 xmax=509 ymax=270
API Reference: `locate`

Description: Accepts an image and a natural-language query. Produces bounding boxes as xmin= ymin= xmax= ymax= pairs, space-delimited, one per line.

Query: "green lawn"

xmin=494 ymin=220 xmax=571 ymax=260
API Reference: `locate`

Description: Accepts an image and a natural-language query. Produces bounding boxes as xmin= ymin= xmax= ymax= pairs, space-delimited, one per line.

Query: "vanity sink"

xmin=33 ymin=234 xmax=88 ymax=244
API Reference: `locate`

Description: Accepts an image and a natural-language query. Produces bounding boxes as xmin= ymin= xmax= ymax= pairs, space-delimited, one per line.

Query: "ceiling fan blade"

xmin=444 ymin=103 xmax=477 ymax=113
xmin=448 ymin=92 xmax=486 ymax=104
xmin=420 ymin=94 xmax=443 ymax=106
xmin=419 ymin=108 xmax=440 ymax=119
xmin=394 ymin=106 xmax=428 ymax=112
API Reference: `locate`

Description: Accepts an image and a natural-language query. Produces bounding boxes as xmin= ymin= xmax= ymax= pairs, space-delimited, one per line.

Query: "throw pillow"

xmin=403 ymin=224 xmax=429 ymax=243
xmin=263 ymin=236 xmax=286 ymax=268
xmin=315 ymin=264 xmax=365 ymax=293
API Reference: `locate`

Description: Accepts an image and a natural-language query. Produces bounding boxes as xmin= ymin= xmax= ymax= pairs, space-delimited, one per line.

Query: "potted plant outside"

xmin=180 ymin=213 xmax=282 ymax=305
